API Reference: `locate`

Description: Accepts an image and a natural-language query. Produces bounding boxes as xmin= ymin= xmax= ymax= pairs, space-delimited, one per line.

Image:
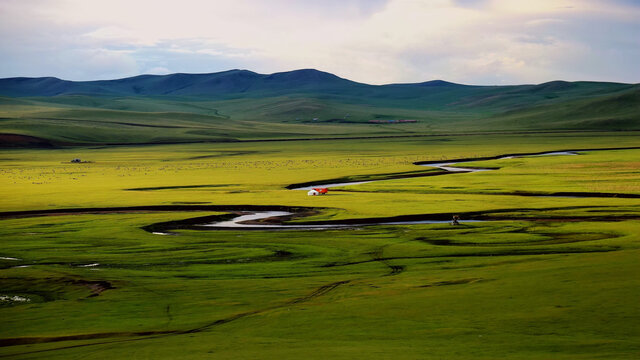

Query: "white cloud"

xmin=0 ymin=0 xmax=639 ymax=83
xmin=525 ymin=18 xmax=565 ymax=26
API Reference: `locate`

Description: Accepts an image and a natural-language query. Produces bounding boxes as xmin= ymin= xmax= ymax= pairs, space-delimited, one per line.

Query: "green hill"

xmin=0 ymin=69 xmax=638 ymax=146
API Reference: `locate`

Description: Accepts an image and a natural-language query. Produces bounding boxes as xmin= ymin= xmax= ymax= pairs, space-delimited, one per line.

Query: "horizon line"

xmin=0 ymin=68 xmax=637 ymax=87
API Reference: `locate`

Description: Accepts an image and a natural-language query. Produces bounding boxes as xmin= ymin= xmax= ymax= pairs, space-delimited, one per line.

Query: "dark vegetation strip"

xmin=0 ymin=250 xmax=298 ymax=270
xmin=0 ymin=133 xmax=58 ymax=148
xmin=185 ymin=150 xmax=267 ymax=160
xmin=417 ymin=231 xmax=622 ymax=247
xmin=0 ymin=330 xmax=177 ymax=347
xmin=286 ymin=205 xmax=640 ymax=226
xmin=335 ymin=189 xmax=640 ymax=199
xmin=105 ymin=121 xmax=188 ymax=129
xmin=413 ymin=146 xmax=640 ymax=166
xmin=510 ymin=191 xmax=640 ymax=199
xmin=509 ymin=191 xmax=640 ymax=199
xmin=30 ymin=117 xmax=192 ymax=129
xmin=247 ymin=138 xmax=640 ymax=149
xmin=0 ymin=205 xmax=319 ymax=220
xmin=321 ymin=246 xmax=621 ymax=269
xmin=4 ymin=131 xmax=640 ymax=148
xmin=418 ymin=278 xmax=487 ymax=287
xmin=125 ymin=184 xmax=230 ymax=191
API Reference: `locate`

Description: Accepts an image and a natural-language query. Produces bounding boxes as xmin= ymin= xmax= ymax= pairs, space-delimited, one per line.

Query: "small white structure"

xmin=307 ymin=189 xmax=319 ymax=196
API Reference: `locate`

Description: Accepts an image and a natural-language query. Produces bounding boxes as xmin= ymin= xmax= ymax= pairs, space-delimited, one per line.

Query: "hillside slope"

xmin=0 ymin=69 xmax=638 ymax=146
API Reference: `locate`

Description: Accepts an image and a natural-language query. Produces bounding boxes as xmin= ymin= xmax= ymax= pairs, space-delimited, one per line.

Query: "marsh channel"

xmin=198 ymin=151 xmax=580 ymax=230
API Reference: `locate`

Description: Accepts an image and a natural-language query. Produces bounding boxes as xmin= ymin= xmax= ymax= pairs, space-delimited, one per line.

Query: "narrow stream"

xmin=413 ymin=151 xmax=576 ymax=172
xmin=290 ymin=151 xmax=578 ymax=190
xmin=200 ymin=150 xmax=581 ymax=229
xmin=200 ymin=211 xmax=483 ymax=230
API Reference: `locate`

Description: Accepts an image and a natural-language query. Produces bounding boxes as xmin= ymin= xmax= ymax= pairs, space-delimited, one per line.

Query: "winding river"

xmin=199 ymin=150 xmax=581 ymax=229
xmin=1 ymin=148 xmax=633 ymax=234
xmin=200 ymin=210 xmax=481 ymax=230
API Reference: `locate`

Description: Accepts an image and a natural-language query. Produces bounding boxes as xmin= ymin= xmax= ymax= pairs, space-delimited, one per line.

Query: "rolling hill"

xmin=0 ymin=69 xmax=363 ymax=98
xmin=0 ymin=69 xmax=638 ymax=146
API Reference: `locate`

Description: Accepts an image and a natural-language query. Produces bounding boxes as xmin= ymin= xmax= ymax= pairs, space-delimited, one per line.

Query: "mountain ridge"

xmin=2 ymin=68 xmax=635 ymax=98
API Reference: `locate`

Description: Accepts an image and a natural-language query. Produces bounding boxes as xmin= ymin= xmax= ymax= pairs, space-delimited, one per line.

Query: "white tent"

xmin=307 ymin=189 xmax=319 ymax=196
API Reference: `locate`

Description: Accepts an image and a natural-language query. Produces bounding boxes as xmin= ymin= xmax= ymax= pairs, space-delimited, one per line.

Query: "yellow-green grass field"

xmin=1 ymin=132 xmax=639 ymax=359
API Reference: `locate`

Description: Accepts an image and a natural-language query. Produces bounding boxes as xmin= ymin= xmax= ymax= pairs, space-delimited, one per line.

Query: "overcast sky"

xmin=1 ymin=0 xmax=639 ymax=84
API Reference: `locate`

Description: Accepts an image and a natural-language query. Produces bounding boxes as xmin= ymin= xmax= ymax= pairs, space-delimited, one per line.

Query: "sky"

xmin=0 ymin=0 xmax=639 ymax=85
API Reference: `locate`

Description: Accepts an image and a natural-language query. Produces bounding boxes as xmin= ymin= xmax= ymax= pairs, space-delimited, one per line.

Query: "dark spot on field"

xmin=322 ymin=246 xmax=620 ymax=269
xmin=419 ymin=278 xmax=486 ymax=287
xmin=207 ymin=249 xmax=299 ymax=264
xmin=444 ymin=246 xmax=621 ymax=257
xmin=185 ymin=151 xmax=267 ymax=160
xmin=171 ymin=201 xmax=211 ymax=204
xmin=285 ymin=280 xmax=350 ymax=305
xmin=70 ymin=279 xmax=115 ymax=297
xmin=439 ymin=257 xmax=548 ymax=270
xmin=386 ymin=265 xmax=405 ymax=276
xmin=0 ymin=133 xmax=55 ymax=148
xmin=417 ymin=231 xmax=621 ymax=247
xmin=126 ymin=184 xmax=230 ymax=191
xmin=0 ymin=277 xmax=115 ymax=304
xmin=273 ymin=250 xmax=292 ymax=257
xmin=174 ymin=274 xmax=208 ymax=279
xmin=422 ymin=239 xmax=455 ymax=245
xmin=109 ymin=122 xmax=184 ymax=129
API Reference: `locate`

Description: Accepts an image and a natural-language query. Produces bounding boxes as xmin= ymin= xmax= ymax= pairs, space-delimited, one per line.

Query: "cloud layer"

xmin=1 ymin=0 xmax=638 ymax=84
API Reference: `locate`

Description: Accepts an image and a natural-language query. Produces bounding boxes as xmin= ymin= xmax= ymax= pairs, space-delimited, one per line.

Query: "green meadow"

xmin=1 ymin=132 xmax=639 ymax=359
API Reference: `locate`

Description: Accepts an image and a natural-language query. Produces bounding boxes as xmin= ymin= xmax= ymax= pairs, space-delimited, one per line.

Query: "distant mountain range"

xmin=0 ymin=69 xmax=472 ymax=98
xmin=0 ymin=69 xmax=639 ymax=146
xmin=0 ymin=68 xmax=634 ymax=98
xmin=0 ymin=69 xmax=359 ymax=97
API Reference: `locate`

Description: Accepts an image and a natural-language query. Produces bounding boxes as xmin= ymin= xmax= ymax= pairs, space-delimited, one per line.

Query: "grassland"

xmin=1 ymin=132 xmax=639 ymax=359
